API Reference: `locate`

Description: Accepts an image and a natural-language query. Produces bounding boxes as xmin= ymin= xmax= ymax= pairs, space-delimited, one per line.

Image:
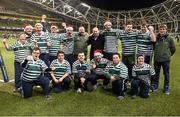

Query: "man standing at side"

xmin=153 ymin=24 xmax=176 ymax=95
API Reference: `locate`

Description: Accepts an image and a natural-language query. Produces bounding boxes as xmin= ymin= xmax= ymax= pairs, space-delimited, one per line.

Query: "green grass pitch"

xmin=0 ymin=38 xmax=180 ymax=116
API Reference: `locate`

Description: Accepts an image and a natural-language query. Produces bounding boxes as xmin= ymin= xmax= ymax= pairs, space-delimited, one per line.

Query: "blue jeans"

xmin=88 ymin=72 xmax=109 ymax=86
xmin=154 ymin=61 xmax=170 ymax=92
xmin=21 ymin=75 xmax=50 ymax=98
xmin=74 ymin=74 xmax=93 ymax=91
xmin=39 ymin=53 xmax=49 ymax=66
xmin=52 ymin=76 xmax=71 ymax=93
xmin=14 ymin=61 xmax=23 ymax=89
xmin=131 ymin=79 xmax=149 ymax=98
xmin=112 ymin=79 xmax=124 ymax=97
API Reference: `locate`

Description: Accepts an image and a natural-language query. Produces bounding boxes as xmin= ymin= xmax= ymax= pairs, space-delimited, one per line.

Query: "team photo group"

xmin=2 ymin=15 xmax=176 ymax=100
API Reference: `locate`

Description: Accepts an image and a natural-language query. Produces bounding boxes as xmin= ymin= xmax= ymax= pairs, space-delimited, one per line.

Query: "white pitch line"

xmin=0 ymin=79 xmax=4 ymax=82
xmin=0 ymin=79 xmax=14 ymax=83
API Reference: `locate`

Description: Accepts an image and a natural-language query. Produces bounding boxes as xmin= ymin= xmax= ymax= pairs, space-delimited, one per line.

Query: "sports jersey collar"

xmin=105 ymin=28 xmax=112 ymax=32
xmin=18 ymin=41 xmax=26 ymax=47
xmin=113 ymin=61 xmax=121 ymax=67
xmin=78 ymin=60 xmax=86 ymax=64
xmin=35 ymin=31 xmax=45 ymax=36
xmin=57 ymin=59 xmax=65 ymax=65
xmin=137 ymin=63 xmax=145 ymax=68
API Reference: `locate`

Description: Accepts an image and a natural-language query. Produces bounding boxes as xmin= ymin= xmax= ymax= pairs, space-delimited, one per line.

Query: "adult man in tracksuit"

xmin=153 ymin=24 xmax=176 ymax=95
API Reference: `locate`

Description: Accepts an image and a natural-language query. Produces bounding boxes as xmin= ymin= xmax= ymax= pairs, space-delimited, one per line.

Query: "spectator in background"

xmin=87 ymin=27 xmax=105 ymax=60
xmin=3 ymin=33 xmax=33 ymax=92
xmin=175 ymin=34 xmax=179 ymax=43
xmin=153 ymin=24 xmax=176 ymax=95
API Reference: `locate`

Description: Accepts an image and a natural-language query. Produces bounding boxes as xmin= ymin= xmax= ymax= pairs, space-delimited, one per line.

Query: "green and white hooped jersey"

xmin=90 ymin=58 xmax=109 ymax=74
xmin=102 ymin=29 xmax=122 ymax=53
xmin=7 ymin=41 xmax=32 ymax=63
xmin=132 ymin=63 xmax=155 ymax=81
xmin=49 ymin=33 xmax=62 ymax=56
xmin=120 ymin=31 xmax=138 ymax=56
xmin=50 ymin=59 xmax=71 ymax=79
xmin=137 ymin=31 xmax=153 ymax=56
xmin=105 ymin=61 xmax=128 ymax=79
xmin=30 ymin=31 xmax=51 ymax=53
xmin=21 ymin=59 xmax=48 ymax=82
xmin=72 ymin=60 xmax=90 ymax=76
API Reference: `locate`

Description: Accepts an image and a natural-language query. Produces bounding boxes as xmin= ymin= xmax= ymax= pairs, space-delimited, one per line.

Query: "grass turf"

xmin=0 ymin=38 xmax=180 ymax=116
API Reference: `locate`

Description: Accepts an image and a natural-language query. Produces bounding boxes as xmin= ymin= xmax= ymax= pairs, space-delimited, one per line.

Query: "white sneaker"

xmin=165 ymin=91 xmax=170 ymax=95
xmin=117 ymin=96 xmax=124 ymax=100
xmin=35 ymin=86 xmax=41 ymax=88
xmin=93 ymin=84 xmax=98 ymax=90
xmin=77 ymin=88 xmax=82 ymax=93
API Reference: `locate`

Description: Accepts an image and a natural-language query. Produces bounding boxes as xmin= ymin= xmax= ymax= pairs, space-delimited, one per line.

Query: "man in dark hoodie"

xmin=153 ymin=24 xmax=176 ymax=95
